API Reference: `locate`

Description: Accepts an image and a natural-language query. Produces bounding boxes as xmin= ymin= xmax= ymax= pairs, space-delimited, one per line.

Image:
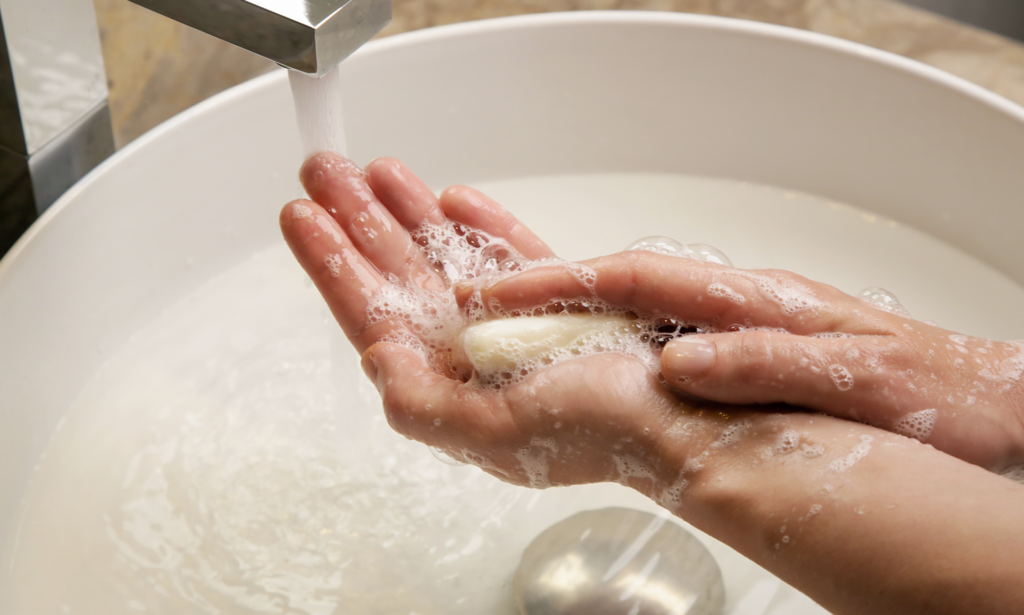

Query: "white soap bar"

xmin=459 ymin=314 xmax=638 ymax=375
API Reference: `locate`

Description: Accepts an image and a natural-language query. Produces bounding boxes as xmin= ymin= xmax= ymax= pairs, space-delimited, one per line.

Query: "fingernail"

xmin=663 ymin=337 xmax=716 ymax=379
xmin=361 ymin=351 xmax=380 ymax=386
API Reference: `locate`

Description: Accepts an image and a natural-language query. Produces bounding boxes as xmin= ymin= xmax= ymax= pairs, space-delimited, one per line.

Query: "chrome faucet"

xmin=0 ymin=0 xmax=391 ymax=255
xmin=129 ymin=0 xmax=392 ymax=77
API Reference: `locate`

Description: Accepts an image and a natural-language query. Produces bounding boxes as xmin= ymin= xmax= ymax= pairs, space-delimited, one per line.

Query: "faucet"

xmin=128 ymin=0 xmax=392 ymax=77
xmin=0 ymin=0 xmax=391 ymax=256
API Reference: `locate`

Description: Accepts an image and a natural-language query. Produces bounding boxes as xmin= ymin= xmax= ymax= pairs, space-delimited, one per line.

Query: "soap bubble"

xmin=683 ymin=243 xmax=733 ymax=267
xmin=429 ymin=446 xmax=467 ymax=466
xmin=626 ymin=236 xmax=733 ymax=267
xmin=858 ymin=286 xmax=911 ymax=318
xmin=625 ymin=236 xmax=687 ymax=256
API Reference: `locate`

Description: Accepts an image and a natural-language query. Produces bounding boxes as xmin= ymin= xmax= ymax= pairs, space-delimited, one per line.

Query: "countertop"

xmin=94 ymin=0 xmax=1024 ymax=148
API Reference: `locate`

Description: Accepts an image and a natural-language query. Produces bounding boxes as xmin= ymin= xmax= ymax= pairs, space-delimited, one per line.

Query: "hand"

xmin=280 ymin=153 xmax=707 ymax=489
xmin=479 ymin=251 xmax=1024 ymax=471
xmin=281 ymin=155 xmax=1024 ymax=615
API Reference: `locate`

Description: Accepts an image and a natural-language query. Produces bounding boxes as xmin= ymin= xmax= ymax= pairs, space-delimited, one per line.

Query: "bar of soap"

xmin=459 ymin=314 xmax=638 ymax=375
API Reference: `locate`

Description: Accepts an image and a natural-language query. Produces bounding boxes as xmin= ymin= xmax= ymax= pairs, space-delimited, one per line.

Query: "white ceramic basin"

xmin=3 ymin=11 xmax=1024 ymax=614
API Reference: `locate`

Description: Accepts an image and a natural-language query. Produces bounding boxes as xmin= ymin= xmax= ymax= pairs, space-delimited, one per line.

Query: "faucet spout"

xmin=128 ymin=0 xmax=392 ymax=77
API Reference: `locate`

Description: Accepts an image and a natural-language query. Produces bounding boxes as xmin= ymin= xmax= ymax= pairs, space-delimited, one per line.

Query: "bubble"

xmin=291 ymin=202 xmax=314 ymax=220
xmin=893 ymin=409 xmax=937 ymax=442
xmin=625 ymin=236 xmax=686 ymax=256
xmin=706 ymin=283 xmax=746 ymax=305
xmin=324 ymin=254 xmax=343 ymax=278
xmin=683 ymin=243 xmax=733 ymax=267
xmin=858 ymin=287 xmax=911 ymax=318
xmin=828 ymin=434 xmax=873 ymax=473
xmin=429 ymin=446 xmax=467 ymax=466
xmin=515 ymin=445 xmax=552 ymax=489
xmin=828 ymin=364 xmax=854 ymax=391
xmin=712 ymin=420 xmax=751 ymax=448
xmin=656 ymin=476 xmax=690 ymax=508
xmin=735 ymin=271 xmax=822 ymax=315
xmin=774 ymin=429 xmax=801 ymax=455
xmin=800 ymin=443 xmax=824 ymax=458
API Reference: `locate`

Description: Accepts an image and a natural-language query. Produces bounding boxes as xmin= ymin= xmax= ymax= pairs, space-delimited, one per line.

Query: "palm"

xmin=281 ymin=153 xmax=685 ymax=487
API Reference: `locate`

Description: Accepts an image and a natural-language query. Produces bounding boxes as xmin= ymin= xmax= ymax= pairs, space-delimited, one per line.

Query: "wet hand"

xmin=481 ymin=251 xmax=1024 ymax=472
xmin=280 ymin=153 xmax=694 ymax=488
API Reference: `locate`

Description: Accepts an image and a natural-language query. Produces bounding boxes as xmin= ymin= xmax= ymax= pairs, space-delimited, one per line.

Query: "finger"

xmin=365 ymin=157 xmax=447 ymax=229
xmin=362 ymin=342 xmax=512 ymax=447
xmin=281 ymin=199 xmax=411 ymax=352
xmin=482 ymin=251 xmax=882 ymax=335
xmin=659 ymin=331 xmax=1024 ymax=469
xmin=301 ymin=152 xmax=444 ymax=290
xmin=660 ymin=331 xmax=898 ymax=423
xmin=439 ymin=185 xmax=555 ymax=260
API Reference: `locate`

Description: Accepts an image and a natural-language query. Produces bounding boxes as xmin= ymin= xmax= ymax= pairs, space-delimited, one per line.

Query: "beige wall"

xmin=96 ymin=0 xmax=1024 ymax=148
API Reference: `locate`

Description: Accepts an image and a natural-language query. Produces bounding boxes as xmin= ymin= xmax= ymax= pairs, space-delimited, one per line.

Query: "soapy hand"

xmin=481 ymin=251 xmax=1024 ymax=472
xmin=279 ymin=153 xmax=701 ymax=488
xmin=281 ymin=155 xmax=1024 ymax=615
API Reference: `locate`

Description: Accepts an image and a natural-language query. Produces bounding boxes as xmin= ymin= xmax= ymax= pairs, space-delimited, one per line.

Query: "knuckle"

xmin=726 ymin=331 xmax=775 ymax=387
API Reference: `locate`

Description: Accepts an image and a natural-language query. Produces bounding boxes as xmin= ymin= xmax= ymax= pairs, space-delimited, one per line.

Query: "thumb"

xmin=661 ymin=336 xmax=718 ymax=383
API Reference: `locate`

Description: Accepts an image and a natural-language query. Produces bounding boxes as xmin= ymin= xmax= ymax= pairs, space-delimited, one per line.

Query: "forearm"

xmin=640 ymin=411 xmax=1024 ymax=615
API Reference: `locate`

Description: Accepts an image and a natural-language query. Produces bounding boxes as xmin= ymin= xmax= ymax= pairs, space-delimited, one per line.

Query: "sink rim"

xmin=4 ymin=9 xmax=1024 ymax=277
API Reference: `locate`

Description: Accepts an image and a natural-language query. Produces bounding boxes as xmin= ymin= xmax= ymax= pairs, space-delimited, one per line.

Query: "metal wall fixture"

xmin=126 ymin=0 xmax=392 ymax=77
xmin=0 ymin=0 xmax=391 ymax=257
xmin=0 ymin=0 xmax=114 ymax=257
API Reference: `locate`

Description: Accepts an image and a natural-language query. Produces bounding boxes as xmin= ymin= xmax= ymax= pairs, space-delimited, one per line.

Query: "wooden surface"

xmin=95 ymin=0 xmax=1024 ymax=148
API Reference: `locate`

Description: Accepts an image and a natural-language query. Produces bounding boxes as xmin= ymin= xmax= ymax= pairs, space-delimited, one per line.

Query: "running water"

xmin=290 ymin=68 xmax=347 ymax=158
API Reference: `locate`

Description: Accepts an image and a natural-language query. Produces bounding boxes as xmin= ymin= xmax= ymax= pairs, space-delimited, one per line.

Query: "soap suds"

xmin=828 ymin=364 xmax=854 ymax=391
xmin=706 ymin=283 xmax=746 ymax=305
xmin=858 ymin=287 xmax=911 ymax=318
xmin=893 ymin=409 xmax=937 ymax=442
xmin=324 ymin=254 xmax=343 ymax=277
xmin=828 ymin=435 xmax=874 ymax=473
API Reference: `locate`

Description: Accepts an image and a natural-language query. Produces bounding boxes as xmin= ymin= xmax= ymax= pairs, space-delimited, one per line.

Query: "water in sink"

xmin=4 ymin=173 xmax=1024 ymax=615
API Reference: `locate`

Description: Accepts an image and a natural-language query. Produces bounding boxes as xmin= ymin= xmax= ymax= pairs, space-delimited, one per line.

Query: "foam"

xmin=858 ymin=286 xmax=911 ymax=318
xmin=324 ymin=253 xmax=343 ymax=277
xmin=625 ymin=236 xmax=686 ymax=257
xmin=828 ymin=364 xmax=854 ymax=391
xmin=655 ymin=476 xmax=691 ymax=509
xmin=365 ymin=225 xmax=732 ymax=388
xmin=515 ymin=439 xmax=559 ymax=488
xmin=625 ymin=236 xmax=733 ymax=267
xmin=734 ymin=271 xmax=823 ymax=316
xmin=291 ymin=202 xmax=314 ymax=220
xmin=893 ymin=409 xmax=936 ymax=442
xmin=613 ymin=454 xmax=658 ymax=483
xmin=684 ymin=243 xmax=733 ymax=267
xmin=712 ymin=420 xmax=752 ymax=449
xmin=706 ymin=283 xmax=746 ymax=305
xmin=773 ymin=430 xmax=801 ymax=456
xmin=799 ymin=443 xmax=824 ymax=458
xmin=828 ymin=435 xmax=874 ymax=473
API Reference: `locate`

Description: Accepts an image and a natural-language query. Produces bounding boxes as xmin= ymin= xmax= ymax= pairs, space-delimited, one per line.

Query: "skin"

xmin=281 ymin=152 xmax=1024 ymax=615
xmin=481 ymin=253 xmax=1024 ymax=472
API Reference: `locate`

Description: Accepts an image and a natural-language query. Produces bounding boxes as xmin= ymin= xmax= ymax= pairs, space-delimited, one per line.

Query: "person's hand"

xmin=478 ymin=251 xmax=1024 ymax=472
xmin=280 ymin=153 xmax=721 ymax=490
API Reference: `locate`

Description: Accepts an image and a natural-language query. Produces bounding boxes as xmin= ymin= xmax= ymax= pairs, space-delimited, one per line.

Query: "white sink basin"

xmin=3 ymin=11 xmax=1024 ymax=614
